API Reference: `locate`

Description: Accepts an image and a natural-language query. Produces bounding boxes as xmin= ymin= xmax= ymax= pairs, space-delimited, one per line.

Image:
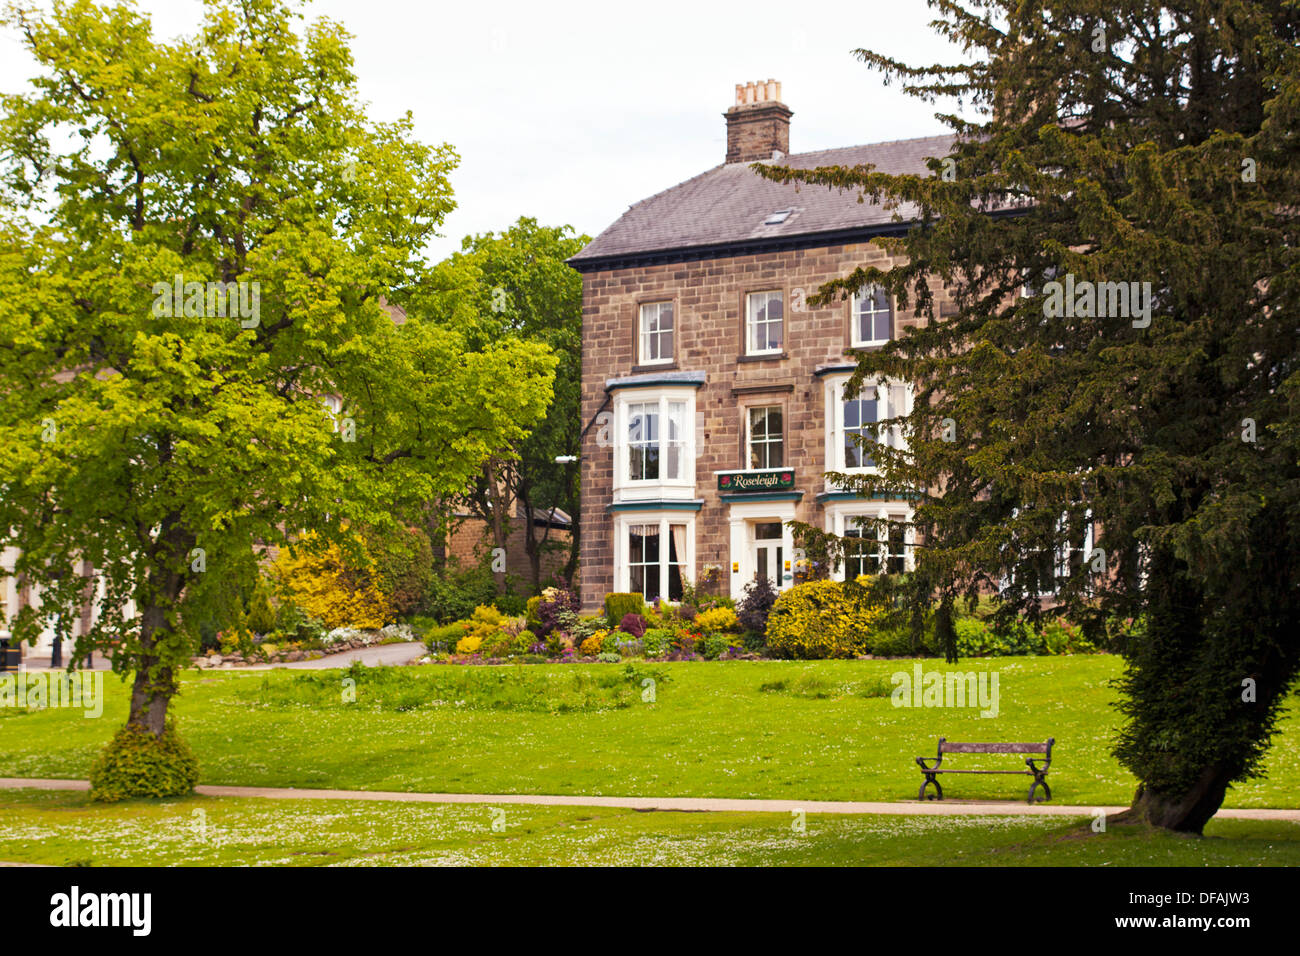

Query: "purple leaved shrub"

xmin=619 ymin=612 xmax=647 ymax=638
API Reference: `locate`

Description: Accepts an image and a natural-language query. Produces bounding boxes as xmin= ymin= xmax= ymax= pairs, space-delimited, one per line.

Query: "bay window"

xmin=824 ymin=373 xmax=913 ymax=477
xmin=827 ymin=507 xmax=914 ymax=580
xmin=611 ymin=385 xmax=697 ymax=502
xmin=616 ymin=513 xmax=693 ymax=602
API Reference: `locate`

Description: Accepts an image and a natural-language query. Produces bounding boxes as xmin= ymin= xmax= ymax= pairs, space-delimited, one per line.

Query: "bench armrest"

xmin=916 ymin=755 xmax=943 ymax=771
xmin=1025 ymin=756 xmax=1051 ymax=773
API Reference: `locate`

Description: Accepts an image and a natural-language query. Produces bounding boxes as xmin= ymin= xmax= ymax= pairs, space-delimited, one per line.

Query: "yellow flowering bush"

xmin=765 ymin=579 xmax=884 ymax=659
xmin=695 ymin=606 xmax=739 ymax=633
xmin=580 ymin=630 xmax=607 ymax=656
xmin=456 ymin=634 xmax=484 ymax=654
xmin=271 ymin=536 xmax=392 ymax=630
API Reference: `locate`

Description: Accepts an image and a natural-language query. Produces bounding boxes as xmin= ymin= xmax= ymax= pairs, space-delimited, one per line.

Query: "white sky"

xmin=0 ymin=0 xmax=971 ymax=260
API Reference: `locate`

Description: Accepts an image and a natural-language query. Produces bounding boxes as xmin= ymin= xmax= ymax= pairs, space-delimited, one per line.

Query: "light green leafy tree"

xmin=0 ymin=0 xmax=556 ymax=773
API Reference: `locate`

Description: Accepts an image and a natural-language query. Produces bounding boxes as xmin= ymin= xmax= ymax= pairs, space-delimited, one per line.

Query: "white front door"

xmin=753 ymin=521 xmax=786 ymax=591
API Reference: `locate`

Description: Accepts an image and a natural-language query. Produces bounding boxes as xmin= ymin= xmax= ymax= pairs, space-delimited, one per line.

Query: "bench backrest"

xmin=940 ymin=740 xmax=1052 ymax=754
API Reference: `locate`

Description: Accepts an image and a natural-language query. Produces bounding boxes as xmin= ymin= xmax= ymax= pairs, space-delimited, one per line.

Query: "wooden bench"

xmin=915 ymin=737 xmax=1054 ymax=803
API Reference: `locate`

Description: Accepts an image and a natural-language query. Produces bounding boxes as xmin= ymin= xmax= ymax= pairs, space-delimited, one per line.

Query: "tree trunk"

xmin=126 ymin=602 xmax=177 ymax=737
xmin=1115 ymin=767 xmax=1235 ymax=834
xmin=482 ymin=462 xmax=509 ymax=591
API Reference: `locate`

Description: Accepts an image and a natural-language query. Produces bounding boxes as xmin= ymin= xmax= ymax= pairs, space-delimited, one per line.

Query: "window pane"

xmin=874 ymin=310 xmax=891 ymax=342
xmin=755 ymin=522 xmax=782 ymax=540
xmin=643 ymin=528 xmax=660 ymax=563
xmin=767 ymin=436 xmax=783 ymax=468
xmin=665 ymin=401 xmax=685 ymax=480
xmin=667 ymin=525 xmax=684 ymax=602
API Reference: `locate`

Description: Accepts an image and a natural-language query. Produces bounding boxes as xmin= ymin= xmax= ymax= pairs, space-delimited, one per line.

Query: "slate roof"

xmin=569 ymin=133 xmax=957 ymax=271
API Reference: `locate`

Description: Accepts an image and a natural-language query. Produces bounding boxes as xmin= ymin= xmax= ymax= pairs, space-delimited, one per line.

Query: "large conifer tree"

xmin=763 ymin=1 xmax=1300 ymax=832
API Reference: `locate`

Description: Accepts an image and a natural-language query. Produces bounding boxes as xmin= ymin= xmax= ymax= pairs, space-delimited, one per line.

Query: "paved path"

xmin=2 ymin=777 xmax=1297 ymax=820
xmin=244 ymin=641 xmax=427 ymax=670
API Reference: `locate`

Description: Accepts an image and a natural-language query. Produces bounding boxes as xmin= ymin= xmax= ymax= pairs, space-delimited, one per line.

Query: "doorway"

xmin=753 ymin=521 xmax=786 ymax=591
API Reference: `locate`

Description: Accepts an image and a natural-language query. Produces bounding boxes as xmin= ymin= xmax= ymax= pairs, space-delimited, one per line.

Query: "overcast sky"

xmin=0 ymin=0 xmax=971 ymax=261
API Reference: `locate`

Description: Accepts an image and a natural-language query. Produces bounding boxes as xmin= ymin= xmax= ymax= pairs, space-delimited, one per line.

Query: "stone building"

xmin=568 ymin=80 xmax=960 ymax=611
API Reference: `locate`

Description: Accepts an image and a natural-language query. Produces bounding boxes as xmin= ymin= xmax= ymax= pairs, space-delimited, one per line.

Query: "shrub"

xmin=469 ymin=604 xmax=505 ymax=631
xmin=601 ymin=630 xmax=624 ymax=654
xmin=537 ymin=588 xmax=580 ymax=636
xmin=245 ymin=584 xmax=277 ymax=635
xmin=456 ymin=634 xmax=484 ymax=655
xmin=479 ymin=630 xmax=515 ymax=658
xmin=511 ymin=629 xmax=536 ymax=655
xmin=495 ymin=593 xmax=527 ymax=617
xmin=425 ymin=555 xmax=499 ymax=624
xmin=1041 ymin=619 xmax=1095 ymax=655
xmin=765 ymin=580 xmax=884 ymax=659
xmin=642 ymin=628 xmax=671 ymax=657
xmin=271 ymin=536 xmax=393 ymax=630
xmin=596 ymin=652 xmax=622 ymax=663
xmin=737 ymin=576 xmax=778 ymax=634
xmin=271 ymin=601 xmax=326 ymax=647
xmin=618 ymin=613 xmax=647 ymax=638
xmin=367 ymin=524 xmax=435 ymax=618
xmin=695 ymin=606 xmax=739 ymax=634
xmin=525 ymin=596 xmax=543 ymax=632
xmin=580 ymin=632 xmax=606 ymax=656
xmin=604 ymin=592 xmax=647 ymax=627
xmin=698 ymin=632 xmax=733 ymax=660
xmin=89 ymin=721 xmax=200 ymax=802
xmin=869 ymin=626 xmax=935 ymax=657
xmin=424 ymin=621 xmax=468 ymax=653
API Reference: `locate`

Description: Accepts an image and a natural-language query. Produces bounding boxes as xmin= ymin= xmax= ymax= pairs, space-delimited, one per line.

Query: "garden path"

xmin=2 ymin=777 xmax=1297 ymax=820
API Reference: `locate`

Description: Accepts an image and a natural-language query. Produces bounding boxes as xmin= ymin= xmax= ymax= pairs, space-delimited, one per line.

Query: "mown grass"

xmin=1 ymin=656 xmax=1296 ymax=807
xmin=0 ymin=789 xmax=1295 ymax=867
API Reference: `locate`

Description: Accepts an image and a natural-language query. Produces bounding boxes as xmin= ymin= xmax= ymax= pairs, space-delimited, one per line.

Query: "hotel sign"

xmin=717 ymin=469 xmax=795 ymax=493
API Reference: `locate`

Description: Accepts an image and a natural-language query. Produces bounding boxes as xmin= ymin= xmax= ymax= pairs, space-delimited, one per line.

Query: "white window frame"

xmin=746 ymin=405 xmax=784 ymax=470
xmin=850 ymin=284 xmax=892 ymax=347
xmin=745 ymin=290 xmax=784 ymax=356
xmin=638 ymin=301 xmax=674 ymax=366
xmin=614 ymin=512 xmax=695 ymax=603
xmin=612 ymin=386 xmax=697 ymax=502
xmin=825 ymin=504 xmax=915 ymax=581
xmin=823 ymin=374 xmax=913 ymax=486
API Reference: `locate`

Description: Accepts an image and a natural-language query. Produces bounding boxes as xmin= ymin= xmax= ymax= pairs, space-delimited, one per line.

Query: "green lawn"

xmin=1 ymin=656 xmax=1296 ymax=808
xmin=0 ymin=788 xmax=1295 ymax=866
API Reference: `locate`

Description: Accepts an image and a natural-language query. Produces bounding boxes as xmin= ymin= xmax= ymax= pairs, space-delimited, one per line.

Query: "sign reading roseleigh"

xmin=717 ymin=469 xmax=796 ymax=493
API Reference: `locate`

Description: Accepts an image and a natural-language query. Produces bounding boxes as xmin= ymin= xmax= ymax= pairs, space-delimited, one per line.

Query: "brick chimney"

xmin=725 ymin=79 xmax=792 ymax=164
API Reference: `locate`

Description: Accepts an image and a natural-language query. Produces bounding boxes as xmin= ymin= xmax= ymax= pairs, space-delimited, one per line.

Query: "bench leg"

xmin=1027 ymin=774 xmax=1051 ymax=803
xmin=918 ymin=773 xmax=943 ymax=801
